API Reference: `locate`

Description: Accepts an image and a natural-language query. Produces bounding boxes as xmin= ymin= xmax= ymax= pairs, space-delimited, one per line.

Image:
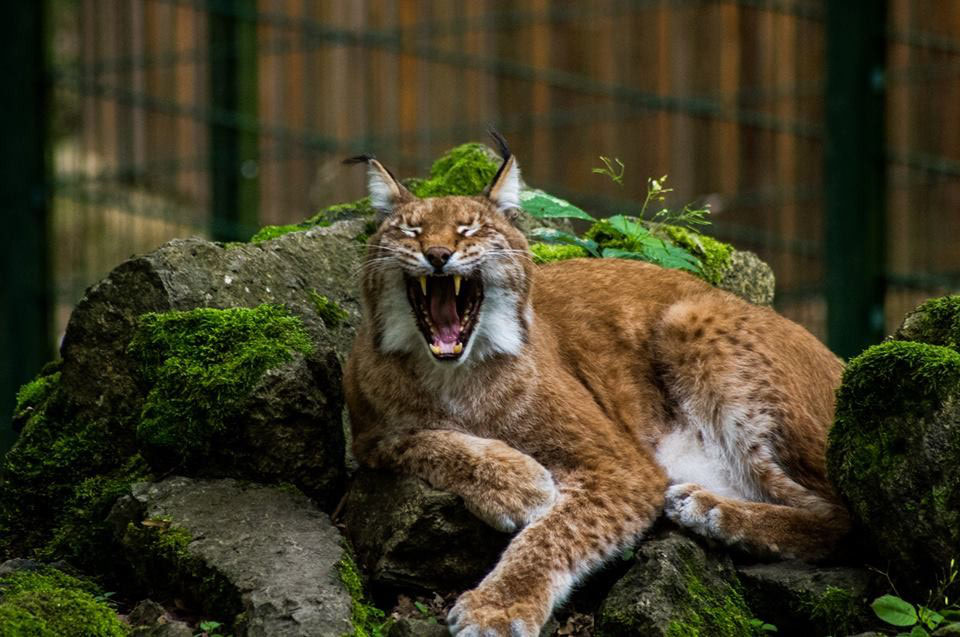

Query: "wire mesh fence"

xmin=3 ymin=0 xmax=960 ymax=448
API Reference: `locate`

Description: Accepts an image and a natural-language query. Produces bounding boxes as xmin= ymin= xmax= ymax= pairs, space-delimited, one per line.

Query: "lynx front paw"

xmin=447 ymin=589 xmax=540 ymax=637
xmin=663 ymin=482 xmax=728 ymax=540
xmin=463 ymin=456 xmax=558 ymax=533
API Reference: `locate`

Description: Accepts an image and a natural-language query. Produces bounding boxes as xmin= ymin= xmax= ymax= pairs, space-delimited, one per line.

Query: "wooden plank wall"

xmin=55 ymin=0 xmax=960 ymax=346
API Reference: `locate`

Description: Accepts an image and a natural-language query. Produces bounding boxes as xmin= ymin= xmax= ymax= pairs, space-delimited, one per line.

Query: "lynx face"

xmin=351 ymin=138 xmax=533 ymax=364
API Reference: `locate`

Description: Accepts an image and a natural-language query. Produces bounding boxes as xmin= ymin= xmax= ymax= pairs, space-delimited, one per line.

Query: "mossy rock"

xmin=111 ymin=477 xmax=359 ymax=636
xmin=893 ymin=295 xmax=960 ymax=350
xmin=736 ymin=560 xmax=874 ymax=637
xmin=1 ymin=228 xmax=363 ymax=566
xmin=595 ymin=532 xmax=757 ymax=637
xmin=827 ymin=303 xmax=960 ymax=591
xmin=0 ymin=567 xmax=127 ymax=637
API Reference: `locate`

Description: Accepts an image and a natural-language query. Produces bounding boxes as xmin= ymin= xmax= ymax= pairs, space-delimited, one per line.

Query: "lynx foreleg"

xmin=360 ymin=429 xmax=558 ymax=533
xmin=448 ymin=460 xmax=666 ymax=637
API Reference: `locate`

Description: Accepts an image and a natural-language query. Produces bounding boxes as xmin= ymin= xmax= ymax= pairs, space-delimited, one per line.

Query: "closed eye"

xmin=458 ymin=224 xmax=482 ymax=237
xmin=398 ymin=224 xmax=421 ymax=237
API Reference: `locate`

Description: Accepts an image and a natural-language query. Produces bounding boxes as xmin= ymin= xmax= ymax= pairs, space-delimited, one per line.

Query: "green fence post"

xmin=209 ymin=0 xmax=259 ymax=242
xmin=825 ymin=0 xmax=888 ymax=359
xmin=0 ymin=1 xmax=51 ymax=452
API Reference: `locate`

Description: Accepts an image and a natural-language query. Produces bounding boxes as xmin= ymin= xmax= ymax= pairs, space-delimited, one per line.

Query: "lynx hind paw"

xmin=664 ymin=483 xmax=727 ymax=540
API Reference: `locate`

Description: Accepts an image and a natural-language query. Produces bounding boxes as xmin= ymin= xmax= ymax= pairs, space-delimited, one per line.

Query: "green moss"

xmin=661 ymin=225 xmax=733 ymax=286
xmin=249 ymin=224 xmax=303 ymax=243
xmin=802 ymin=585 xmax=865 ymax=637
xmin=41 ymin=454 xmax=149 ymax=571
xmin=530 ymin=243 xmax=588 ymax=264
xmin=128 ymin=305 xmax=312 ymax=459
xmin=895 ymin=294 xmax=960 ymax=350
xmin=410 ymin=143 xmax=499 ymax=198
xmin=0 ymin=569 xmax=128 ymax=637
xmin=663 ymin=568 xmax=755 ymax=637
xmin=14 ymin=371 xmax=61 ymax=419
xmin=310 ymin=291 xmax=350 ymax=328
xmin=828 ymin=340 xmax=960 ymax=498
xmin=0 ymin=392 xmax=131 ymax=561
xmin=336 ymin=551 xmax=391 ymax=637
xmin=304 ymin=198 xmax=374 ymax=227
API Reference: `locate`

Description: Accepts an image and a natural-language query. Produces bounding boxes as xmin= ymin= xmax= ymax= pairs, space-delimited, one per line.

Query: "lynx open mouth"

xmin=406 ymin=274 xmax=484 ymax=360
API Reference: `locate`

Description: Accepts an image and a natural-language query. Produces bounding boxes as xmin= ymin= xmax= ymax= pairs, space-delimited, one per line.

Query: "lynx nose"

xmin=425 ymin=246 xmax=453 ymax=272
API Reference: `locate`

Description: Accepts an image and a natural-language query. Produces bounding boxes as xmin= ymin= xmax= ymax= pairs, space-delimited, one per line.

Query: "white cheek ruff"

xmin=377 ymin=271 xmax=421 ymax=355
xmin=470 ymin=287 xmax=527 ymax=359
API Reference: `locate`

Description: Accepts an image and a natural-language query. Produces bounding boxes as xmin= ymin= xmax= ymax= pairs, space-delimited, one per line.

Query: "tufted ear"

xmin=484 ymin=129 xmax=522 ymax=217
xmin=343 ymin=154 xmax=415 ymax=218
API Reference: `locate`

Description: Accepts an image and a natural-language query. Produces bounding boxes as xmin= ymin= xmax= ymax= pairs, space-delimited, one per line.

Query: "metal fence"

xmin=2 ymin=0 xmax=960 ymax=449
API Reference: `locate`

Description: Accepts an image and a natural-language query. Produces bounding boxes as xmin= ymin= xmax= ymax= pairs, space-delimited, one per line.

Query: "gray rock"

xmin=130 ymin=622 xmax=194 ymax=637
xmin=720 ymin=249 xmax=776 ymax=306
xmin=343 ymin=469 xmax=509 ymax=592
xmin=128 ymin=599 xmax=166 ymax=626
xmin=0 ymin=558 xmax=42 ymax=577
xmin=113 ymin=477 xmax=355 ymax=637
xmin=737 ymin=560 xmax=874 ymax=637
xmin=595 ymin=532 xmax=754 ymax=637
xmin=387 ymin=617 xmax=450 ymax=637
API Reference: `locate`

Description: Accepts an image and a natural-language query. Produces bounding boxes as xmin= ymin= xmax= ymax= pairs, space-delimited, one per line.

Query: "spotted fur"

xmin=344 ymin=142 xmax=849 ymax=636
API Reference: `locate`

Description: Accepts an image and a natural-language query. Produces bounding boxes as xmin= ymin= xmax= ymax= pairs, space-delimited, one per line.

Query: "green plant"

xmin=195 ymin=619 xmax=230 ymax=637
xmin=749 ymin=618 xmax=778 ymax=634
xmin=871 ymin=560 xmax=960 ymax=635
xmin=593 ymin=156 xmax=625 ymax=186
xmin=413 ymin=600 xmax=439 ymax=625
xmin=524 ymin=168 xmax=711 ymax=274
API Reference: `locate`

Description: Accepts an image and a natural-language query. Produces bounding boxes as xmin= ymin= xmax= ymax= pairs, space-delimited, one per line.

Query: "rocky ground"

xmin=2 ymin=143 xmax=959 ymax=636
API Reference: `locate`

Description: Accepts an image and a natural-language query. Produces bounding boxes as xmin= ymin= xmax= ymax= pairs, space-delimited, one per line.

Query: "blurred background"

xmin=2 ymin=0 xmax=959 ymax=450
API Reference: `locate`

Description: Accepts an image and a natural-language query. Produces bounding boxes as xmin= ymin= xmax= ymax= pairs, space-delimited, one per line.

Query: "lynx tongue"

xmin=429 ymin=278 xmax=461 ymax=353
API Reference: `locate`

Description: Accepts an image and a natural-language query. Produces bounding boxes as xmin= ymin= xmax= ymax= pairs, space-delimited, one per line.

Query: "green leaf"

xmin=941 ymin=610 xmax=960 ymax=621
xmin=519 ymin=189 xmax=595 ymax=222
xmin=909 ymin=625 xmax=929 ymax=636
xmin=529 ymin=227 xmax=600 ymax=257
xmin=414 ymin=601 xmax=430 ymax=616
xmin=606 ymin=215 xmax=650 ymax=241
xmin=600 ymin=247 xmax=648 ymax=260
xmin=919 ymin=606 xmax=944 ymax=629
xmin=872 ymin=595 xmax=919 ymax=627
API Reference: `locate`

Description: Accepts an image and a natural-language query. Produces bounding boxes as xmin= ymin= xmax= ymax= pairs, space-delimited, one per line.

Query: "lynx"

xmin=343 ymin=133 xmax=849 ymax=637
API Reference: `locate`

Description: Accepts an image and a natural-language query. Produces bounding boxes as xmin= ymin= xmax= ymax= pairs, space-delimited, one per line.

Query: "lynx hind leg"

xmin=654 ymin=295 xmax=849 ymax=559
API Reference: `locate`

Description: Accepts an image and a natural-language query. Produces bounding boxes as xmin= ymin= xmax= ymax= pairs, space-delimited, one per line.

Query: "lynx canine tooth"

xmin=453 ymin=343 xmax=463 ymax=354
xmin=420 ymin=276 xmax=427 ymax=295
xmin=430 ymin=344 xmax=441 ymax=355
xmin=454 ymin=275 xmax=462 ymax=296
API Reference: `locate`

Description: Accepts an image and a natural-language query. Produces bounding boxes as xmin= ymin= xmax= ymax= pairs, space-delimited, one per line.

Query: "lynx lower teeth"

xmin=430 ymin=344 xmax=441 ymax=355
xmin=419 ymin=276 xmax=427 ymax=296
xmin=453 ymin=343 xmax=463 ymax=354
xmin=454 ymin=275 xmax=462 ymax=296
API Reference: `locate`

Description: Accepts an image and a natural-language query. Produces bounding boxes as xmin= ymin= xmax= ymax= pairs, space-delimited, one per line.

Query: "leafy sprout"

xmin=522 ymin=163 xmax=713 ymax=276
xmin=592 ymin=156 xmax=626 ymax=186
xmin=871 ymin=559 xmax=960 ymax=635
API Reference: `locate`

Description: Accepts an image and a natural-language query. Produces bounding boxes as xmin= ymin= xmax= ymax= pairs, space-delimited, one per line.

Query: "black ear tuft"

xmin=343 ymin=154 xmax=376 ymax=165
xmin=487 ymin=128 xmax=511 ymax=162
